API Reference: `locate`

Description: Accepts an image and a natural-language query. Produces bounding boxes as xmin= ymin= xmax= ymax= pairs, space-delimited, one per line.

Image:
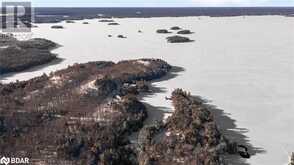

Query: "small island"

xmin=108 ymin=22 xmax=120 ymax=25
xmin=156 ymin=29 xmax=171 ymax=34
xmin=118 ymin=35 xmax=127 ymax=38
xmin=65 ymin=20 xmax=75 ymax=23
xmin=51 ymin=25 xmax=64 ymax=29
xmin=0 ymin=36 xmax=59 ymax=74
xmin=99 ymin=19 xmax=115 ymax=22
xmin=170 ymin=26 xmax=181 ymax=30
xmin=177 ymin=29 xmax=194 ymax=34
xmin=166 ymin=35 xmax=194 ymax=43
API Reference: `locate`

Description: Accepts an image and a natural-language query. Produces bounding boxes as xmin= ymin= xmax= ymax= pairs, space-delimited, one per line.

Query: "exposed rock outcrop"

xmin=51 ymin=25 xmax=64 ymax=29
xmin=118 ymin=35 xmax=127 ymax=38
xmin=99 ymin=19 xmax=115 ymax=23
xmin=65 ymin=20 xmax=75 ymax=23
xmin=166 ymin=35 xmax=193 ymax=43
xmin=170 ymin=26 xmax=181 ymax=30
xmin=156 ymin=29 xmax=171 ymax=34
xmin=177 ymin=30 xmax=194 ymax=34
xmin=108 ymin=22 xmax=120 ymax=25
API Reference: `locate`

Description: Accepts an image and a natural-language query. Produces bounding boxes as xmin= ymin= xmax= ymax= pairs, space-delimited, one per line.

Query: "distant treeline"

xmin=33 ymin=7 xmax=294 ymax=23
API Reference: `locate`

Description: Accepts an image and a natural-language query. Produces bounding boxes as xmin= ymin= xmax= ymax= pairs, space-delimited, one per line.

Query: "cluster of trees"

xmin=138 ymin=89 xmax=229 ymax=165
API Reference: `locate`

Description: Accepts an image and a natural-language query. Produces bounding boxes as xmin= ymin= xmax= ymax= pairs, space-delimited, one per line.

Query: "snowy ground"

xmin=1 ymin=16 xmax=294 ymax=165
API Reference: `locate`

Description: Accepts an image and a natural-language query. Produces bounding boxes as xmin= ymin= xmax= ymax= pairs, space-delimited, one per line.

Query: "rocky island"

xmin=177 ymin=30 xmax=194 ymax=34
xmin=118 ymin=35 xmax=127 ymax=38
xmin=65 ymin=20 xmax=76 ymax=23
xmin=170 ymin=26 xmax=181 ymax=30
xmin=51 ymin=25 xmax=64 ymax=29
xmin=108 ymin=22 xmax=120 ymax=25
xmin=0 ymin=36 xmax=59 ymax=74
xmin=166 ymin=35 xmax=194 ymax=43
xmin=99 ymin=19 xmax=115 ymax=23
xmin=156 ymin=29 xmax=171 ymax=34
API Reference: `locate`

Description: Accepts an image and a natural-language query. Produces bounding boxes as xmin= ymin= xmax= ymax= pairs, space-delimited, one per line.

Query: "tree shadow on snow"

xmin=138 ymin=65 xmax=265 ymax=165
xmin=191 ymin=95 xmax=266 ymax=165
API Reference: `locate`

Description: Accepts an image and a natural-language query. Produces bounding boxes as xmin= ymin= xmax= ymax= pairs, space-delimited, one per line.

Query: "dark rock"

xmin=170 ymin=26 xmax=181 ymax=30
xmin=51 ymin=25 xmax=64 ymax=29
xmin=177 ymin=30 xmax=193 ymax=34
xmin=138 ymin=30 xmax=142 ymax=33
xmin=83 ymin=22 xmax=89 ymax=24
xmin=108 ymin=22 xmax=120 ymax=25
xmin=65 ymin=20 xmax=75 ymax=23
xmin=166 ymin=35 xmax=193 ymax=43
xmin=118 ymin=35 xmax=127 ymax=38
xmin=108 ymin=35 xmax=112 ymax=37
xmin=156 ymin=29 xmax=170 ymax=34
xmin=99 ymin=19 xmax=115 ymax=23
xmin=237 ymin=145 xmax=251 ymax=158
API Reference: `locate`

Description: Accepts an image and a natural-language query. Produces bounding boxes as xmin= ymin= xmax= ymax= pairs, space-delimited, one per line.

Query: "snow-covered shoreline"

xmin=1 ymin=16 xmax=294 ymax=165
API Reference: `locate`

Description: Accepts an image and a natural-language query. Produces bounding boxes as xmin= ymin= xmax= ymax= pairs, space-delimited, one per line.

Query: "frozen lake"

xmin=1 ymin=16 xmax=294 ymax=164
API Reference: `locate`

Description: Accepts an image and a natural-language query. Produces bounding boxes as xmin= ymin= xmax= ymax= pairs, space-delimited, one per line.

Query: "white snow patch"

xmin=92 ymin=103 xmax=121 ymax=123
xmin=23 ymin=90 xmax=40 ymax=100
xmin=50 ymin=76 xmax=63 ymax=86
xmin=163 ymin=113 xmax=172 ymax=123
xmin=136 ymin=60 xmax=150 ymax=66
xmin=79 ymin=79 xmax=98 ymax=94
